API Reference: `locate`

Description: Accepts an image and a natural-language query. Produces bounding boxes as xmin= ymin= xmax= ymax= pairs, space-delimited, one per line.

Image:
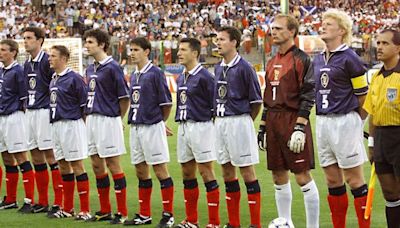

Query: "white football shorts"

xmin=87 ymin=114 xmax=126 ymax=158
xmin=52 ymin=119 xmax=88 ymax=162
xmin=316 ymin=111 xmax=368 ymax=169
xmin=177 ymin=121 xmax=216 ymax=164
xmin=130 ymin=121 xmax=170 ymax=165
xmin=0 ymin=111 xmax=29 ymax=153
xmin=26 ymin=108 xmax=53 ymax=150
xmin=215 ymin=114 xmax=259 ymax=167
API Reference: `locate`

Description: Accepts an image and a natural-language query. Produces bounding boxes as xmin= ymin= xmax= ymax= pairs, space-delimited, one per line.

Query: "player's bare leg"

xmin=377 ymin=173 xmax=400 ymax=228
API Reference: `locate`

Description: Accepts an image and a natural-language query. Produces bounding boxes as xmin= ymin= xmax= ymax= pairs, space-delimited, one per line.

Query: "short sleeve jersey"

xmin=49 ymin=68 xmax=87 ymax=123
xmin=85 ymin=56 xmax=130 ymax=117
xmin=24 ymin=51 xmax=54 ymax=109
xmin=213 ymin=54 xmax=262 ymax=117
xmin=128 ymin=62 xmax=172 ymax=125
xmin=175 ymin=64 xmax=214 ymax=122
xmin=314 ymin=44 xmax=368 ymax=115
xmin=0 ymin=61 xmax=27 ymax=115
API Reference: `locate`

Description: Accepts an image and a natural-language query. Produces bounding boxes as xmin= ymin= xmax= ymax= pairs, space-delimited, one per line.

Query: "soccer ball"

xmin=268 ymin=217 xmax=292 ymax=228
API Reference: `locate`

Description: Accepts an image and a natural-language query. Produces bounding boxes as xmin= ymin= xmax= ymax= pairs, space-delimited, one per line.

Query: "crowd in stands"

xmin=0 ymin=0 xmax=398 ymax=64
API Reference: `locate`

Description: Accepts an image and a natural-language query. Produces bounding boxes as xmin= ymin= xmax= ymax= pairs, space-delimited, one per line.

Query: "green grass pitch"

xmin=0 ymin=99 xmax=387 ymax=227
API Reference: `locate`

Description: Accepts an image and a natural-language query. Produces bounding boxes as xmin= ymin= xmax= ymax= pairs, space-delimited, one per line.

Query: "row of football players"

xmin=1 ymin=8 xmax=400 ymax=228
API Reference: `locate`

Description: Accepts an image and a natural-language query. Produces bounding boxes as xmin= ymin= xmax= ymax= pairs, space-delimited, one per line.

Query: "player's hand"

xmin=288 ymin=123 xmax=306 ymax=153
xmin=368 ymin=147 xmax=374 ymax=164
xmin=165 ymin=125 xmax=173 ymax=136
xmin=258 ymin=125 xmax=266 ymax=150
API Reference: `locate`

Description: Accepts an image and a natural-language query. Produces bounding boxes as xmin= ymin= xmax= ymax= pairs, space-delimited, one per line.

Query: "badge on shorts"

xmin=89 ymin=78 xmax=96 ymax=91
xmin=29 ymin=77 xmax=36 ymax=89
xmin=180 ymin=90 xmax=187 ymax=104
xmin=218 ymin=84 xmax=227 ymax=99
xmin=386 ymin=88 xmax=398 ymax=102
xmin=50 ymin=91 xmax=57 ymax=104
xmin=132 ymin=90 xmax=140 ymax=103
xmin=320 ymin=72 xmax=329 ymax=88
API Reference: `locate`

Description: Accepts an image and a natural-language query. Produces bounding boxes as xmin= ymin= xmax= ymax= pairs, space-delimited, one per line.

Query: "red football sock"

xmin=183 ymin=179 xmax=199 ymax=224
xmin=354 ymin=195 xmax=370 ymax=228
xmin=160 ymin=177 xmax=174 ymax=214
xmin=113 ymin=173 xmax=127 ymax=216
xmin=328 ymin=193 xmax=348 ymax=228
xmin=20 ymin=161 xmax=35 ymax=202
xmin=34 ymin=164 xmax=49 ymax=206
xmin=76 ymin=173 xmax=90 ymax=213
xmin=50 ymin=163 xmax=63 ymax=206
xmin=62 ymin=173 xmax=75 ymax=212
xmin=207 ymin=187 xmax=220 ymax=225
xmin=246 ymin=180 xmax=261 ymax=228
xmin=138 ymin=179 xmax=152 ymax=217
xmin=96 ymin=173 xmax=111 ymax=213
xmin=225 ymin=179 xmax=241 ymax=227
xmin=5 ymin=166 xmax=19 ymax=203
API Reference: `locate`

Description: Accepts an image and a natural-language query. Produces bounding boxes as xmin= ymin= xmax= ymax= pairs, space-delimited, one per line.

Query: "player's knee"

xmin=345 ymin=176 xmax=365 ymax=189
xmin=382 ymin=188 xmax=400 ymax=201
xmin=1 ymin=153 xmax=16 ymax=166
xmin=153 ymin=164 xmax=170 ymax=180
xmin=272 ymin=170 xmax=289 ymax=185
xmin=240 ymin=167 xmax=257 ymax=182
xmin=13 ymin=152 xmax=29 ymax=165
xmin=91 ymin=161 xmax=106 ymax=175
xmin=294 ymin=171 xmax=312 ymax=186
xmin=199 ymin=168 xmax=215 ymax=182
xmin=31 ymin=150 xmax=46 ymax=164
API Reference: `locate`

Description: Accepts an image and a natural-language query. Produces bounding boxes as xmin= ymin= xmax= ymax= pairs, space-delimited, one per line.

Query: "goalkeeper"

xmin=257 ymin=14 xmax=320 ymax=228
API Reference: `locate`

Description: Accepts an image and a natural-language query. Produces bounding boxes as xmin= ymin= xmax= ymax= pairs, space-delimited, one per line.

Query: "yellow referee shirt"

xmin=363 ymin=61 xmax=400 ymax=126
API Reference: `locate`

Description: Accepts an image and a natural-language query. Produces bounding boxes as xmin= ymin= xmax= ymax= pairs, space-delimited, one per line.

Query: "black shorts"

xmin=374 ymin=126 xmax=400 ymax=177
xmin=266 ymin=111 xmax=315 ymax=173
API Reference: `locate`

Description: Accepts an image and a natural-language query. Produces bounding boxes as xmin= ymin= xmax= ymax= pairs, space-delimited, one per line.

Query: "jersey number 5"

xmin=322 ymin=94 xmax=329 ymax=109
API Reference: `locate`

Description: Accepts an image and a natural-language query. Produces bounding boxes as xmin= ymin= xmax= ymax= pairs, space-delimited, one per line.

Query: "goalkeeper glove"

xmin=258 ymin=125 xmax=267 ymax=150
xmin=288 ymin=123 xmax=306 ymax=153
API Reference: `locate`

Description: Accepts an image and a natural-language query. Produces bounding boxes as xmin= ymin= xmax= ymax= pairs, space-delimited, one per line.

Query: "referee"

xmin=363 ymin=28 xmax=400 ymax=228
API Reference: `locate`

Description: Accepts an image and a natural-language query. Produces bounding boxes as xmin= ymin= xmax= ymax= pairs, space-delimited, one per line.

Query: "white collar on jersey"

xmin=220 ymin=53 xmax=241 ymax=67
xmin=320 ymin=43 xmax=349 ymax=54
xmin=52 ymin=67 xmax=71 ymax=78
xmin=185 ymin=63 xmax=203 ymax=76
xmin=135 ymin=61 xmax=153 ymax=74
xmin=3 ymin=60 xmax=18 ymax=70
xmin=97 ymin=56 xmax=113 ymax=65
xmin=28 ymin=50 xmax=45 ymax=62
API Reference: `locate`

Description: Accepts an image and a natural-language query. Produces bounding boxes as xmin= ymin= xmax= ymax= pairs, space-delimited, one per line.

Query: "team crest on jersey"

xmin=50 ymin=91 xmax=57 ymax=104
xmin=321 ymin=72 xmax=329 ymax=88
xmin=218 ymin=85 xmax=227 ymax=99
xmin=132 ymin=90 xmax=140 ymax=103
xmin=386 ymin=88 xmax=398 ymax=102
xmin=180 ymin=90 xmax=187 ymax=104
xmin=29 ymin=78 xmax=36 ymax=89
xmin=274 ymin=69 xmax=280 ymax=81
xmin=89 ymin=78 xmax=96 ymax=91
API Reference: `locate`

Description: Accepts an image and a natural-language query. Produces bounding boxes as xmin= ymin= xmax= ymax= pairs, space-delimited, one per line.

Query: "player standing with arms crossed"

xmin=23 ymin=27 xmax=63 ymax=214
xmin=0 ymin=40 xmax=35 ymax=211
xmin=123 ymin=37 xmax=175 ymax=228
xmin=47 ymin=45 xmax=91 ymax=220
xmin=214 ymin=26 xmax=262 ymax=228
xmin=363 ymin=28 xmax=400 ymax=228
xmin=314 ymin=9 xmax=370 ymax=228
xmin=83 ymin=29 xmax=129 ymax=224
xmin=258 ymin=14 xmax=320 ymax=228
xmin=173 ymin=37 xmax=220 ymax=228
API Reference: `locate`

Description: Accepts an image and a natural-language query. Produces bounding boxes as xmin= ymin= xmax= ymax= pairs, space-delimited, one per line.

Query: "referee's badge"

xmin=89 ymin=78 xmax=96 ymax=91
xmin=50 ymin=91 xmax=57 ymax=104
xmin=386 ymin=88 xmax=398 ymax=102
xmin=180 ymin=90 xmax=187 ymax=104
xmin=218 ymin=84 xmax=227 ymax=99
xmin=321 ymin=72 xmax=329 ymax=88
xmin=29 ymin=77 xmax=36 ymax=89
xmin=132 ymin=90 xmax=140 ymax=103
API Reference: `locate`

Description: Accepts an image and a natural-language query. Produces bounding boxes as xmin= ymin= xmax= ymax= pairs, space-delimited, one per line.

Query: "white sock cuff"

xmin=301 ymin=180 xmax=318 ymax=195
xmin=274 ymin=182 xmax=291 ymax=192
xmin=386 ymin=199 xmax=400 ymax=208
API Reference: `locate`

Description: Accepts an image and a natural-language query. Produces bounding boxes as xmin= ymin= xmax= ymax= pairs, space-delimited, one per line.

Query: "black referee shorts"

xmin=374 ymin=126 xmax=400 ymax=177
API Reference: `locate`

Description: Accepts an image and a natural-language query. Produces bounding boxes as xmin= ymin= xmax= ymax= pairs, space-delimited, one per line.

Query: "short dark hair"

xmin=23 ymin=27 xmax=45 ymax=46
xmin=130 ymin=37 xmax=151 ymax=54
xmin=219 ymin=26 xmax=242 ymax=49
xmin=51 ymin=45 xmax=70 ymax=61
xmin=83 ymin=29 xmax=110 ymax=52
xmin=0 ymin=39 xmax=19 ymax=59
xmin=381 ymin=28 xmax=400 ymax=45
xmin=179 ymin=38 xmax=201 ymax=57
